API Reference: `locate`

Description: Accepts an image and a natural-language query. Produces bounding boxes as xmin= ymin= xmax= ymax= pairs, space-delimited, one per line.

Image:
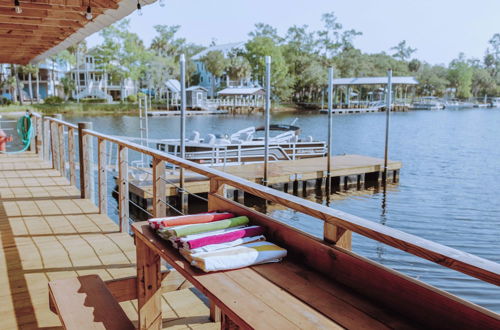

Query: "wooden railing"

xmin=38 ymin=114 xmax=500 ymax=289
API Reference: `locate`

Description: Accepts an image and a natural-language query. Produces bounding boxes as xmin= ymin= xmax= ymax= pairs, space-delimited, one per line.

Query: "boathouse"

xmin=0 ymin=1 xmax=499 ymax=330
xmin=186 ymin=85 xmax=209 ymax=109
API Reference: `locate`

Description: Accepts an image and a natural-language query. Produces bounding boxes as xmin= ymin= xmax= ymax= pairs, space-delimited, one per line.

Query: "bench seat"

xmin=133 ymin=222 xmax=419 ymax=329
xmin=49 ymin=274 xmax=135 ymax=330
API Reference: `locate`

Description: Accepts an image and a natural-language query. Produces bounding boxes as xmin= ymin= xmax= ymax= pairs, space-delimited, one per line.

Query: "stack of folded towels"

xmin=148 ymin=212 xmax=287 ymax=272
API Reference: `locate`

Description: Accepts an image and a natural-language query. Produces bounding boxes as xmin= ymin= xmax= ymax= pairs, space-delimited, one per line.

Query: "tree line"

xmin=1 ymin=12 xmax=499 ymax=104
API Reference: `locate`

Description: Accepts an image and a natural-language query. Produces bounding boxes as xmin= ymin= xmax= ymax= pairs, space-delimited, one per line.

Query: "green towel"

xmin=166 ymin=216 xmax=249 ymax=238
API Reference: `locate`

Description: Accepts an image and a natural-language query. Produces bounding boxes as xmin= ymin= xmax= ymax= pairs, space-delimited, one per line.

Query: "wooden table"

xmin=131 ymin=221 xmax=418 ymax=330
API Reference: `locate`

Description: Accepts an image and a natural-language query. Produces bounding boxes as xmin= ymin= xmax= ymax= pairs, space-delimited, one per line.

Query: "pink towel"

xmin=149 ymin=212 xmax=234 ymax=229
xmin=182 ymin=226 xmax=264 ymax=250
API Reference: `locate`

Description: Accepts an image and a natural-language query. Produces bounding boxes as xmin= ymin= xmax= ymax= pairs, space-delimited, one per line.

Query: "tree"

xmin=408 ymin=59 xmax=421 ymax=72
xmin=391 ymin=40 xmax=417 ymax=61
xmin=60 ymin=76 xmax=75 ymax=100
xmin=201 ymin=50 xmax=228 ymax=96
xmin=226 ymin=56 xmax=251 ymax=85
xmin=448 ymin=54 xmax=473 ymax=99
xmin=244 ymin=36 xmax=292 ymax=100
xmin=248 ymin=23 xmax=283 ymax=43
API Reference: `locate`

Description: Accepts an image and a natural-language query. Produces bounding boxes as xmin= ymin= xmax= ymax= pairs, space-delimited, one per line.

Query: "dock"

xmin=148 ymin=110 xmax=229 ymax=116
xmin=319 ymin=107 xmax=383 ymax=114
xmin=0 ymin=153 xmax=216 ymax=329
xmin=0 ymin=114 xmax=497 ymax=329
xmin=127 ymin=154 xmax=401 ymax=212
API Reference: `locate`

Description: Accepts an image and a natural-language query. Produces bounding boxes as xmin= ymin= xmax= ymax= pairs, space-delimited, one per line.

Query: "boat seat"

xmin=48 ymin=275 xmax=135 ymax=330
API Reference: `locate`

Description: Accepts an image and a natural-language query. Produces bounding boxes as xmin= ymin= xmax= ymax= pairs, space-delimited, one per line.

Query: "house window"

xmin=200 ymin=76 xmax=203 ymax=82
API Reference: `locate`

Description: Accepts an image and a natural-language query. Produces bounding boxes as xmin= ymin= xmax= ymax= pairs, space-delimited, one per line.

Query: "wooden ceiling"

xmin=0 ymin=0 xmax=122 ymax=64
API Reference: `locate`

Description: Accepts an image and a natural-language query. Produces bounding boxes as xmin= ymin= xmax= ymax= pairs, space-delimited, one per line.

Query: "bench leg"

xmin=137 ymin=238 xmax=162 ymax=330
xmin=210 ymin=301 xmax=221 ymax=322
xmin=221 ymin=312 xmax=239 ymax=330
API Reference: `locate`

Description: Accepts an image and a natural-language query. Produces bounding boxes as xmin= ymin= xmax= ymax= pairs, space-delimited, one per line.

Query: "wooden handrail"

xmin=45 ymin=116 xmax=79 ymax=129
xmin=81 ymin=128 xmax=500 ymax=286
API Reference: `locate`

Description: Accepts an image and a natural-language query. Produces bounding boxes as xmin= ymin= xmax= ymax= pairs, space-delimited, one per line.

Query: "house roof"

xmin=217 ymin=87 xmax=265 ymax=96
xmin=332 ymin=76 xmax=418 ymax=86
xmin=186 ymin=86 xmax=208 ymax=92
xmin=0 ymin=0 xmax=157 ymax=65
xmin=165 ymin=79 xmax=180 ymax=92
xmin=191 ymin=42 xmax=246 ymax=61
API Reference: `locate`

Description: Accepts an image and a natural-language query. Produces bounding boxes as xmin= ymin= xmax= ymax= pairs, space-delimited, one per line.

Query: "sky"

xmin=87 ymin=0 xmax=500 ymax=65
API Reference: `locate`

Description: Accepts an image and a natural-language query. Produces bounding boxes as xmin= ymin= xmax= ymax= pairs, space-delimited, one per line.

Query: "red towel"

xmin=148 ymin=212 xmax=234 ymax=229
xmin=184 ymin=226 xmax=264 ymax=249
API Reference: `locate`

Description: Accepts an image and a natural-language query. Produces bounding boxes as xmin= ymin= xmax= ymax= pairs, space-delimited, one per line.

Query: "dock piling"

xmin=263 ymin=56 xmax=271 ymax=185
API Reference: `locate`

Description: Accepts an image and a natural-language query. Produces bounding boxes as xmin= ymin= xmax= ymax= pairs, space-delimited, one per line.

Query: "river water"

xmin=61 ymin=108 xmax=500 ymax=312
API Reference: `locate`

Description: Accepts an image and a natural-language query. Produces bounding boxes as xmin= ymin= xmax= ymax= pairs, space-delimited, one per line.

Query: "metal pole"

xmin=327 ymin=67 xmax=334 ymax=177
xmin=179 ymin=54 xmax=187 ymax=212
xmin=383 ymin=69 xmax=392 ymax=182
xmin=263 ymin=56 xmax=271 ymax=185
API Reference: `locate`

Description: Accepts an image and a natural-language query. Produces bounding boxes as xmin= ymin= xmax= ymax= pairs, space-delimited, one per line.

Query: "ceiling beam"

xmin=0 ymin=8 xmax=87 ymax=21
xmin=0 ymin=16 xmax=85 ymax=27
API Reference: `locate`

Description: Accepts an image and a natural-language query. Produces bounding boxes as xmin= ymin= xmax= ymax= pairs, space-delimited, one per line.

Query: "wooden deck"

xmin=0 ymin=152 xmax=215 ymax=329
xmin=129 ymin=154 xmax=402 ymax=198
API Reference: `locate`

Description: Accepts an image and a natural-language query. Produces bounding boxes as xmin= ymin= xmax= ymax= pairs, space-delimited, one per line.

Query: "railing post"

xmin=35 ymin=114 xmax=42 ymax=156
xmin=78 ymin=122 xmax=93 ymax=199
xmin=51 ymin=115 xmax=62 ymax=171
xmin=58 ymin=123 xmax=66 ymax=178
xmin=67 ymin=127 xmax=76 ymax=186
xmin=118 ymin=145 xmax=129 ymax=232
xmin=323 ymin=222 xmax=352 ymax=250
xmin=97 ymin=138 xmax=107 ymax=215
xmin=43 ymin=118 xmax=50 ymax=162
xmin=152 ymin=157 xmax=166 ymax=217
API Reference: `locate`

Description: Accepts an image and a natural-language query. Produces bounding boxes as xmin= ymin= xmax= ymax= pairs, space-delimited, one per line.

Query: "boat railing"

xmin=32 ymin=114 xmax=499 ymax=291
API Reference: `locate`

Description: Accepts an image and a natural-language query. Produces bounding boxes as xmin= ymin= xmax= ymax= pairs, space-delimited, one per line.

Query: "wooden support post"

xmin=78 ymin=122 xmax=93 ymax=200
xmin=67 ymin=127 xmax=76 ymax=186
xmin=136 ymin=237 xmax=162 ymax=330
xmin=393 ymin=169 xmax=399 ymax=183
xmin=97 ymin=138 xmax=107 ymax=215
xmin=235 ymin=190 xmax=244 ymax=204
xmin=43 ymin=118 xmax=50 ymax=162
xmin=323 ymin=222 xmax=352 ymax=250
xmin=357 ymin=174 xmax=364 ymax=190
xmin=152 ymin=158 xmax=166 ymax=218
xmin=50 ymin=120 xmax=59 ymax=171
xmin=118 ymin=145 xmax=129 ymax=232
xmin=301 ymin=180 xmax=308 ymax=196
xmin=57 ymin=123 xmax=66 ymax=178
xmin=35 ymin=114 xmax=42 ymax=156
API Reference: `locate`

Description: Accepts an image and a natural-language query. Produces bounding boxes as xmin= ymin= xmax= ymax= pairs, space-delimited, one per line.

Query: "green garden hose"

xmin=0 ymin=114 xmax=33 ymax=154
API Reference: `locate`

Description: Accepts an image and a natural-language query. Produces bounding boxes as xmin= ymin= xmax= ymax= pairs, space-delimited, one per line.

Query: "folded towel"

xmin=148 ymin=212 xmax=235 ymax=229
xmin=184 ymin=235 xmax=265 ymax=254
xmin=163 ymin=216 xmax=249 ymax=238
xmin=180 ymin=241 xmax=287 ymax=272
xmin=165 ymin=225 xmax=248 ymax=248
xmin=181 ymin=225 xmax=265 ymax=250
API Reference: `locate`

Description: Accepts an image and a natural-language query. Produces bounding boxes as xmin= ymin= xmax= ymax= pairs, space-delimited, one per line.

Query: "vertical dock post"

xmin=78 ymin=122 xmax=93 ymax=199
xmin=97 ymin=138 xmax=107 ymax=215
xmin=57 ymin=121 xmax=66 ymax=178
xmin=179 ymin=54 xmax=188 ymax=213
xmin=43 ymin=117 xmax=50 ymax=162
xmin=52 ymin=114 xmax=62 ymax=171
xmin=326 ymin=67 xmax=334 ymax=195
xmin=67 ymin=127 xmax=76 ymax=185
xmin=383 ymin=69 xmax=392 ymax=184
xmin=263 ymin=56 xmax=271 ymax=185
xmin=118 ymin=145 xmax=129 ymax=232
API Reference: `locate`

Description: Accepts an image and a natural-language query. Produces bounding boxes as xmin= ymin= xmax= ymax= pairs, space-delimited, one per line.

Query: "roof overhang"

xmin=0 ymin=0 xmax=156 ymax=65
xmin=333 ymin=76 xmax=418 ymax=86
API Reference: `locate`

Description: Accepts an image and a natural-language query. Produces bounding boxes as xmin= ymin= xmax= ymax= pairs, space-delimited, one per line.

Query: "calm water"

xmin=62 ymin=108 xmax=500 ymax=312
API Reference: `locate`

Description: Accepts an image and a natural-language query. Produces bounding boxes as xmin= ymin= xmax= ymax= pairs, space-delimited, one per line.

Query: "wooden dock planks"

xmin=0 ymin=152 xmax=216 ymax=329
xmin=129 ymin=154 xmax=402 ymax=198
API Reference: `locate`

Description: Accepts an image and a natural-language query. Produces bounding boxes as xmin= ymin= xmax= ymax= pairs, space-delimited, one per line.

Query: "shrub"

xmin=81 ymin=98 xmax=107 ymax=104
xmin=0 ymin=97 xmax=12 ymax=105
xmin=44 ymin=96 xmax=64 ymax=105
xmin=125 ymin=94 xmax=137 ymax=103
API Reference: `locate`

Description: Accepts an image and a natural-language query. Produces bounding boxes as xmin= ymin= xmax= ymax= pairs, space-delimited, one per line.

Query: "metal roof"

xmin=192 ymin=42 xmax=246 ymax=61
xmin=217 ymin=87 xmax=265 ymax=96
xmin=165 ymin=79 xmax=181 ymax=93
xmin=186 ymin=86 xmax=208 ymax=92
xmin=332 ymin=76 xmax=418 ymax=86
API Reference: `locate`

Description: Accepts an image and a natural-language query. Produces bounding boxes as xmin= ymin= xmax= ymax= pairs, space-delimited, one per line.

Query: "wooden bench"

xmin=130 ymin=193 xmax=500 ymax=329
xmin=48 ymin=275 xmax=135 ymax=330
